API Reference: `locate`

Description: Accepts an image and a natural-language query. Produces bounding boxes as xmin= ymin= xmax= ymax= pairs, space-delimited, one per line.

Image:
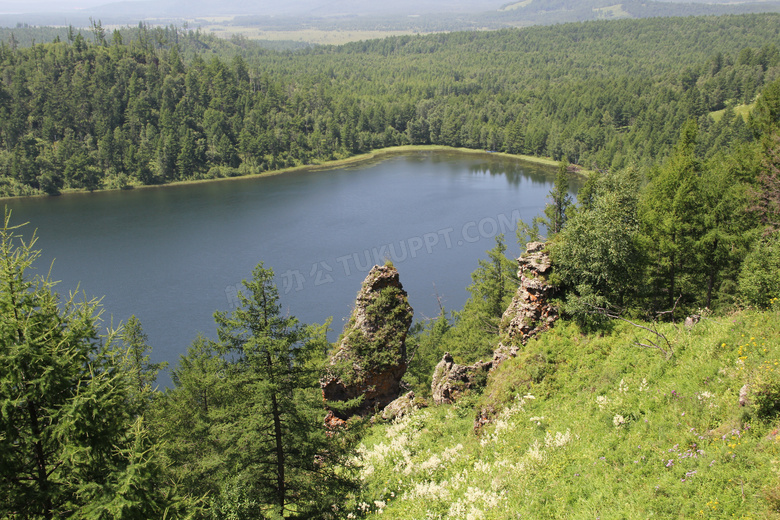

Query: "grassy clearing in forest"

xmin=710 ymin=102 xmax=756 ymax=123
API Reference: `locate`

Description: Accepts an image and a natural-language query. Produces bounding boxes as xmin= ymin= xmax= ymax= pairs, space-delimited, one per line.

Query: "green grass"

xmin=342 ymin=302 xmax=780 ymax=519
xmin=710 ymin=102 xmax=756 ymax=123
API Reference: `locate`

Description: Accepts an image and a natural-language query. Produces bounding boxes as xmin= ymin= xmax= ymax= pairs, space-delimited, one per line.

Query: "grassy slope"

xmin=347 ymin=303 xmax=780 ymax=519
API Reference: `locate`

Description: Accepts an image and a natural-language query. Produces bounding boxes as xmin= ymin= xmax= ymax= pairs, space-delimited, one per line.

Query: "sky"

xmin=0 ymin=0 xmax=138 ymax=14
xmin=0 ymin=0 xmax=509 ymax=18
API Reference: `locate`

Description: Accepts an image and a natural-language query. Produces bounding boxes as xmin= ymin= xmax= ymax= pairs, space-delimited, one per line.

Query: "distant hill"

xmin=2 ymin=0 xmax=780 ymax=30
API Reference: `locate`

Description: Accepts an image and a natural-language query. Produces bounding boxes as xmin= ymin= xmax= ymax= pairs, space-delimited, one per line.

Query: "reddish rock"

xmin=499 ymin=241 xmax=558 ymax=348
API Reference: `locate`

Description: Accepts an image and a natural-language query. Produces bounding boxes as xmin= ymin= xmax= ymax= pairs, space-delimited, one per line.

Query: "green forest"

xmin=0 ymin=16 xmax=779 ymax=196
xmin=3 ymin=12 xmax=780 ymax=520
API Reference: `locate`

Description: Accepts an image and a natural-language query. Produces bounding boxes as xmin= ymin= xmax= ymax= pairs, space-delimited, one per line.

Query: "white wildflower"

xmin=404 ymin=480 xmax=451 ymax=501
xmin=613 ymin=414 xmax=626 ymax=427
xmin=639 ymin=378 xmax=649 ymax=392
xmin=545 ymin=429 xmax=572 ymax=448
xmin=464 ymin=486 xmax=504 ymax=508
xmin=441 ymin=444 xmax=463 ymax=462
xmin=448 ymin=500 xmax=467 ymax=518
xmin=619 ymin=379 xmax=629 ymax=393
xmin=450 ymin=469 xmax=469 ymax=490
xmin=466 ymin=509 xmax=485 ymax=520
xmin=420 ymin=454 xmax=443 ymax=474
xmin=474 ymin=459 xmax=491 ymax=473
xmin=596 ymin=395 xmax=609 ymax=410
xmin=526 ymin=439 xmax=546 ymax=463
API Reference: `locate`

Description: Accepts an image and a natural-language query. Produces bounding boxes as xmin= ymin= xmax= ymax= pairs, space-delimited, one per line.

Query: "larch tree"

xmin=0 ymin=211 xmax=187 ymax=519
xmin=157 ymin=263 xmax=355 ymax=519
xmin=120 ymin=314 xmax=168 ymax=400
xmin=544 ymin=161 xmax=573 ymax=236
xmin=640 ymin=119 xmax=706 ymax=312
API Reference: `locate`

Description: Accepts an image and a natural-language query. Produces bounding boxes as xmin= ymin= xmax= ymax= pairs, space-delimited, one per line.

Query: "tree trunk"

xmin=267 ymin=349 xmax=285 ymax=515
xmin=705 ymin=238 xmax=719 ymax=309
xmin=271 ymin=390 xmax=285 ymax=515
xmin=27 ymin=398 xmax=53 ymax=520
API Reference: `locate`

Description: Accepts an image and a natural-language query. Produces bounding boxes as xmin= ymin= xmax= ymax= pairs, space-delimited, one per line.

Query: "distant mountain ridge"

xmin=2 ymin=0 xmax=780 ymax=34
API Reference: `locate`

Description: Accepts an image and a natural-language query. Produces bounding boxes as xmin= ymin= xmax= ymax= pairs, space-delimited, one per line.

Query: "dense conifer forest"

xmin=0 ymin=15 xmax=779 ymax=196
xmin=2 ymin=13 xmax=780 ymax=520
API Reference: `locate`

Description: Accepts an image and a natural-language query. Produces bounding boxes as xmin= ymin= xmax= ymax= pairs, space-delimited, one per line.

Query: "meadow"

xmin=346 ymin=303 xmax=780 ymax=519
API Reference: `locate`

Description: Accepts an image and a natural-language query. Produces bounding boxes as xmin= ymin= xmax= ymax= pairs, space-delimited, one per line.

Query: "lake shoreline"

xmin=0 ymin=146 xmax=572 ymax=202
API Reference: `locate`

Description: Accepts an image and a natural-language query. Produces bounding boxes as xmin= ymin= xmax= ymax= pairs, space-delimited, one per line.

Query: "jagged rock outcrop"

xmin=321 ymin=264 xmax=413 ymax=427
xmin=490 ymin=343 xmax=520 ymax=373
xmin=431 ymin=352 xmax=491 ymax=405
xmin=430 ymin=345 xmax=521 ymax=406
xmin=499 ymin=241 xmax=558 ymax=347
xmin=470 ymin=243 xmax=558 ymax=429
xmin=429 ymin=243 xmax=558 ymax=408
xmin=381 ymin=391 xmax=425 ymax=421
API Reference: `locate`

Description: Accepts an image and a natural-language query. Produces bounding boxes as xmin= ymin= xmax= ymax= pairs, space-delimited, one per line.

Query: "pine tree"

xmin=553 ymin=167 xmax=643 ymax=322
xmin=443 ymin=235 xmax=518 ymax=363
xmin=121 ymin=314 xmax=167 ymax=400
xmin=158 ymin=263 xmax=355 ymax=518
xmin=544 ymin=161 xmax=573 ymax=235
xmin=640 ymin=119 xmax=706 ymax=311
xmin=0 ymin=211 xmax=186 ymax=519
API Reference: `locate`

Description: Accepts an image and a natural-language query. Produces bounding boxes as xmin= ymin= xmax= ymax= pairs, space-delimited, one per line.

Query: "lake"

xmin=3 ymin=150 xmax=574 ymax=385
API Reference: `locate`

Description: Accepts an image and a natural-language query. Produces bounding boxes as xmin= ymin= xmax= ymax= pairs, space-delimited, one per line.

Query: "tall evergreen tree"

xmin=553 ymin=167 xmax=642 ymax=321
xmin=121 ymin=314 xmax=167 ymax=400
xmin=157 ymin=264 xmax=355 ymax=519
xmin=640 ymin=119 xmax=706 ymax=311
xmin=544 ymin=161 xmax=573 ymax=235
xmin=0 ymin=212 xmax=186 ymax=519
xmin=443 ymin=235 xmax=518 ymax=363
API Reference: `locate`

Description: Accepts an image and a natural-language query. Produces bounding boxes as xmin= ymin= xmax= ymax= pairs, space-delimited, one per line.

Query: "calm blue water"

xmin=4 ymin=151 xmax=571 ymax=385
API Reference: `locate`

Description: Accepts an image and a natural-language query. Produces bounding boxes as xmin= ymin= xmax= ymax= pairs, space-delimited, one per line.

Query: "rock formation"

xmin=321 ymin=264 xmax=413 ymax=427
xmin=431 ymin=353 xmax=491 ymax=405
xmin=499 ymin=241 xmax=558 ymax=347
xmin=381 ymin=391 xmax=423 ymax=421
xmin=430 ymin=243 xmax=558 ymax=407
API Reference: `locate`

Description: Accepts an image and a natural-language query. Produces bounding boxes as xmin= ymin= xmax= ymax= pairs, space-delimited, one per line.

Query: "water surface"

xmin=4 ymin=151 xmax=572 ymax=385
